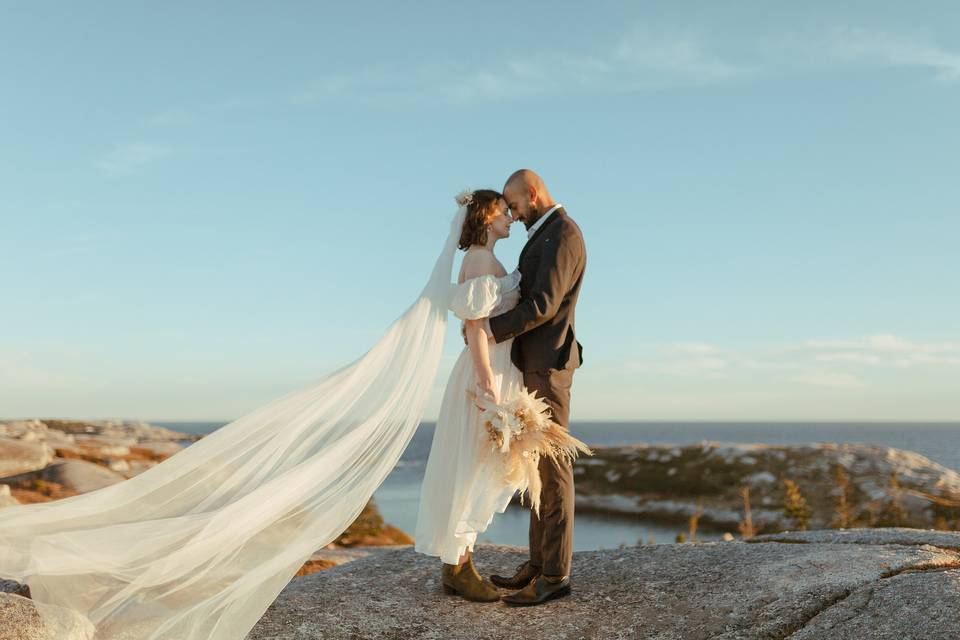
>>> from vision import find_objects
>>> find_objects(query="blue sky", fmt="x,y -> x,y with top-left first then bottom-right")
1,2 -> 958,421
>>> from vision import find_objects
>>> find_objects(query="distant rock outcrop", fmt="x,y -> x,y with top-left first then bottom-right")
0,437 -> 52,478
2,419 -> 195,442
1,418 -> 194,441
569,441 -> 960,532
0,419 -> 197,502
332,497 -> 414,548
34,459 -> 128,494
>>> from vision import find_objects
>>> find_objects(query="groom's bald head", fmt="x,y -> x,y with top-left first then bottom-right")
504,169 -> 550,198
503,169 -> 555,227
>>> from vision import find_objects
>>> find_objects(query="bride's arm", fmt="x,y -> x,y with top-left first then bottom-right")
461,252 -> 500,404
464,319 -> 497,404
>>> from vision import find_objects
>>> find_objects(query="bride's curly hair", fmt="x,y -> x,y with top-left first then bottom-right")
457,189 -> 504,251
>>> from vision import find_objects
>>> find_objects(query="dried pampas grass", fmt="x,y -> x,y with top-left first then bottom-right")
466,387 -> 594,517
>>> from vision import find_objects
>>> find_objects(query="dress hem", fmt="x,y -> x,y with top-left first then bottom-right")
415,488 -> 518,564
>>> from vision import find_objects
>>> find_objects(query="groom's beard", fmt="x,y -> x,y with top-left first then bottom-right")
524,205 -> 546,230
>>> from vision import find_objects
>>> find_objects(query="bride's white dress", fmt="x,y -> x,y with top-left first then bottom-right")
414,269 -> 524,563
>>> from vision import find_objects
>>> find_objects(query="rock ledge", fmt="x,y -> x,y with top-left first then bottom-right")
245,528 -> 960,640
5,528 -> 960,639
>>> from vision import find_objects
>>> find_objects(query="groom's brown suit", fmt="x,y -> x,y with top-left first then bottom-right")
488,206 -> 585,578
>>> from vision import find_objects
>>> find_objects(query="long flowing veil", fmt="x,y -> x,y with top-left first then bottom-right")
0,203 -> 469,639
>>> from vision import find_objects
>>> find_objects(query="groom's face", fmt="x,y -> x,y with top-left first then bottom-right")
503,184 -> 536,226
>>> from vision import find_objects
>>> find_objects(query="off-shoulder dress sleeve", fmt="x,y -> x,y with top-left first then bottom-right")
448,274 -> 506,320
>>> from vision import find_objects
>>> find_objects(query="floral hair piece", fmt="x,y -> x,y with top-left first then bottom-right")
454,189 -> 474,208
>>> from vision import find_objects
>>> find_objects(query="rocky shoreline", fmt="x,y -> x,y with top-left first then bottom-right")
6,418 -> 960,537
0,418 -> 197,499
561,441 -> 960,534
4,419 -> 960,637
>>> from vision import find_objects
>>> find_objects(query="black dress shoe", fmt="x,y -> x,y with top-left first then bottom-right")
490,560 -> 541,589
501,575 -> 571,606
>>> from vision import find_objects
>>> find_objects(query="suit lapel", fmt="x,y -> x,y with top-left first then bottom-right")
519,207 -> 565,264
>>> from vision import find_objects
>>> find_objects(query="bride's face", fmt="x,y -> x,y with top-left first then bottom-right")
487,198 -> 513,240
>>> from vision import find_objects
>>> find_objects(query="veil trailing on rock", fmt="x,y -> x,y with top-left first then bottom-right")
0,204 -> 469,639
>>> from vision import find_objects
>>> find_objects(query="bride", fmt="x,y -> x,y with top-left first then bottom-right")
0,189 -> 534,639
414,188 -> 522,602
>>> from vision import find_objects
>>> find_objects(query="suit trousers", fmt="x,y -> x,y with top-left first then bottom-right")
523,367 -> 575,577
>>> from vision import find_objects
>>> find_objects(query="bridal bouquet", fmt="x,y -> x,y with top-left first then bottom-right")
466,387 -> 594,517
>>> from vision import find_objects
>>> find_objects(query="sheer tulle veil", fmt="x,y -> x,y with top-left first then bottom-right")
0,203 -> 469,639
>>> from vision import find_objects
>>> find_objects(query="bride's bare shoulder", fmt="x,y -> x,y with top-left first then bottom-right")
459,248 -> 506,283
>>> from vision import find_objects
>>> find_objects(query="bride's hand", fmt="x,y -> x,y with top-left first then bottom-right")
476,372 -> 500,407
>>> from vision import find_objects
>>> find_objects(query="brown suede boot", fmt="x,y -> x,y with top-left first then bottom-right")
441,560 -> 500,602
465,555 -> 499,591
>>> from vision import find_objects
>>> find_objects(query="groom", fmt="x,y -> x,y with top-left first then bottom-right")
482,169 -> 586,605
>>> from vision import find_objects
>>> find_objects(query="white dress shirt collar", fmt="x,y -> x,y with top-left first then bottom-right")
526,204 -> 562,239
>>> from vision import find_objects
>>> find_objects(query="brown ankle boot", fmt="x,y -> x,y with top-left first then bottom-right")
465,555 -> 499,591
441,561 -> 500,602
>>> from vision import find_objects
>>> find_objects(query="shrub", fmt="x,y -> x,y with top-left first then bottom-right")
783,479 -> 812,530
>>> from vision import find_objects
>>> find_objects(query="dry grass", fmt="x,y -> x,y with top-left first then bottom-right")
55,445 -> 171,464
738,485 -> 755,539
831,464 -> 853,529
688,504 -> 703,542
9,478 -> 79,504
294,558 -> 338,577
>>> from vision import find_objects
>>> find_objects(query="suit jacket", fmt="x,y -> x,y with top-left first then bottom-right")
488,207 -> 586,372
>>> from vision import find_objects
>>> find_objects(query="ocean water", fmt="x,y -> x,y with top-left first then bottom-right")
157,420 -> 960,547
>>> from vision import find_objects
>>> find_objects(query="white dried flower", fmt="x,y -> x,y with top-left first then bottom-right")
454,189 -> 474,208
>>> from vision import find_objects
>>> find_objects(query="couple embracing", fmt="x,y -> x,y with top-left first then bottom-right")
415,169 -> 587,606
0,169 -> 587,639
